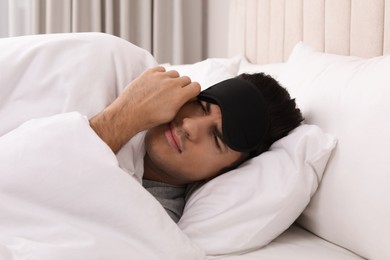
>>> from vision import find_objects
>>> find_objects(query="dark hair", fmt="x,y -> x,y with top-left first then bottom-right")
236,72 -> 304,158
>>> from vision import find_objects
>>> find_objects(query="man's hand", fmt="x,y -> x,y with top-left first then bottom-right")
90,66 -> 201,153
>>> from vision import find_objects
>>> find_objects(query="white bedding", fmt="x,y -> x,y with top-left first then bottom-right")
0,33 -> 204,259
0,33 -> 338,259
0,112 -> 203,259
215,225 -> 363,260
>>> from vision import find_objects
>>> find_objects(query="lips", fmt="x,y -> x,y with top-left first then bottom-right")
165,123 -> 182,153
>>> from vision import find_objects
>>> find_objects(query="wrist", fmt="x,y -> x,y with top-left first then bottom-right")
90,106 -> 140,153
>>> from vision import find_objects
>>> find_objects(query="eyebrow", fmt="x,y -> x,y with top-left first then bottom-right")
204,102 -> 228,151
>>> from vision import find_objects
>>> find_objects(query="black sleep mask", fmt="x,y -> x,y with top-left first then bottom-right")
198,78 -> 269,154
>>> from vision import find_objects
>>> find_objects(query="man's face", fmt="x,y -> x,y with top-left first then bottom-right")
144,100 -> 243,185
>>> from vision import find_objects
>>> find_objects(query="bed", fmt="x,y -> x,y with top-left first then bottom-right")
0,0 -> 389,259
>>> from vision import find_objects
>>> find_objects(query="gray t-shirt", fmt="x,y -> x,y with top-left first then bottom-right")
142,179 -> 187,223
117,132 -> 186,222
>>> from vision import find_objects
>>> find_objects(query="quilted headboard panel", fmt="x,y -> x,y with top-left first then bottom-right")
228,0 -> 390,63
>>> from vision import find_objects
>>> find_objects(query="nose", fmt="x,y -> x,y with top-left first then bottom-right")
181,115 -> 214,142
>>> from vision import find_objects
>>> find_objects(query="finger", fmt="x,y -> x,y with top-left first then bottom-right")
175,75 -> 191,87
151,66 -> 166,72
179,81 -> 201,103
165,69 -> 180,78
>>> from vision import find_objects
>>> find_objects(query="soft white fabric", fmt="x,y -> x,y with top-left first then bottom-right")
0,33 -> 340,258
238,57 -> 286,79
0,112 -> 204,259
278,42 -> 390,260
179,124 -> 337,255
0,32 -> 156,182
164,55 -> 243,91
213,224 -> 363,260
0,32 -> 206,258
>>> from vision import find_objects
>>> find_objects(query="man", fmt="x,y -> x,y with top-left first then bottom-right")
90,66 -> 303,222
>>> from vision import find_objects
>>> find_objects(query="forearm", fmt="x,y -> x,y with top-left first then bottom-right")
89,105 -> 142,154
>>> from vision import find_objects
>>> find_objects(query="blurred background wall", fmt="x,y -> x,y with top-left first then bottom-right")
0,0 -> 230,64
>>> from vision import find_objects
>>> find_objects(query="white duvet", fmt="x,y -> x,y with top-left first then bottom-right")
0,33 -> 204,259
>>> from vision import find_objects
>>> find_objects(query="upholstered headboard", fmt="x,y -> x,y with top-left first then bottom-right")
228,0 -> 390,63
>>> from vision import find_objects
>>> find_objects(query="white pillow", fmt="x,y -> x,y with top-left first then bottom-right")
164,55 -> 243,90
277,42 -> 390,260
238,57 -> 286,79
178,124 -> 336,255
